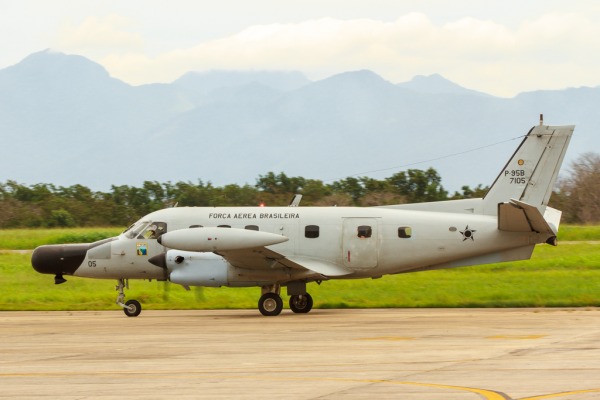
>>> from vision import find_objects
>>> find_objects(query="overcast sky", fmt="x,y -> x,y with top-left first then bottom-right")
2,0 -> 600,97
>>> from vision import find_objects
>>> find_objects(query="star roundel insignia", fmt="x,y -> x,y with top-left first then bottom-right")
460,225 -> 476,241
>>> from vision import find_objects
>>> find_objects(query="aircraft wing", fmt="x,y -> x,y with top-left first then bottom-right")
158,227 -> 353,278
216,247 -> 297,270
217,248 -> 353,277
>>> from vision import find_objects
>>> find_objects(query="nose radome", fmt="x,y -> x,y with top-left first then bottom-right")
31,244 -> 89,276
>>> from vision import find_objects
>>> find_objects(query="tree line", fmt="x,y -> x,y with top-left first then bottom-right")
1,153 -> 598,228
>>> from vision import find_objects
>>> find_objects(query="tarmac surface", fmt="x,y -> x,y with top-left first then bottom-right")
1,308 -> 600,399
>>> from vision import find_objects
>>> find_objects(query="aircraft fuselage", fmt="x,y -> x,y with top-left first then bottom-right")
41,206 -> 541,283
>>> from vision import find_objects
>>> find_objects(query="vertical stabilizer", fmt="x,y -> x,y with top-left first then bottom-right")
482,124 -> 574,215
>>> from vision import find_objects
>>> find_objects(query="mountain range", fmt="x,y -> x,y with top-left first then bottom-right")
0,49 -> 596,194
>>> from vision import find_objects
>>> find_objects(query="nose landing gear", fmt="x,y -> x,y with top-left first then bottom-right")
116,279 -> 142,317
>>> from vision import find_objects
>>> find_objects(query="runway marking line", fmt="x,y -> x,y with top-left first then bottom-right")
520,389 -> 600,399
2,371 -> 599,399
382,380 -> 510,399
233,376 -> 512,400
0,371 -> 508,399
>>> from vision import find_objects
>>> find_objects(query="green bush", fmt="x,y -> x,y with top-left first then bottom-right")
47,209 -> 76,227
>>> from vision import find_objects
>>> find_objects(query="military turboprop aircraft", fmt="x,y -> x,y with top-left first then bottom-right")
32,121 -> 574,317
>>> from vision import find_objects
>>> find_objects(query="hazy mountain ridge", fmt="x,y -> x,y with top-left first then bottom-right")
397,73 -> 492,97
0,50 -> 595,192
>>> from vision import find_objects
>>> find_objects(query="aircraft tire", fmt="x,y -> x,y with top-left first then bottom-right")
123,299 -> 142,317
258,293 -> 283,316
289,293 -> 313,314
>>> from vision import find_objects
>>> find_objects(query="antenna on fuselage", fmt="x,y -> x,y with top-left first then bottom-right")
289,194 -> 302,207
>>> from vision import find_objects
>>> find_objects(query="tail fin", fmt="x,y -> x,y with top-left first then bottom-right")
482,124 -> 574,215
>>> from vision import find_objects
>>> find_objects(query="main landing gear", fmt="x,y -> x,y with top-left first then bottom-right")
113,280 -> 312,317
258,284 -> 313,316
289,293 -> 313,314
116,278 -> 142,317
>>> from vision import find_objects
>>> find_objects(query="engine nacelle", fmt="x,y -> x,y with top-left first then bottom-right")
166,250 -> 229,287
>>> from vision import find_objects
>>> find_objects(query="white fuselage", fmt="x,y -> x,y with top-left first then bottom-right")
73,206 -> 541,284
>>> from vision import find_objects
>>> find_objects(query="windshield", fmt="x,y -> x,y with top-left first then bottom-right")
139,222 -> 167,239
123,220 -> 150,239
122,220 -> 167,239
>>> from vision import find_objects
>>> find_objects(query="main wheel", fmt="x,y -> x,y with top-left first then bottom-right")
123,299 -> 142,317
258,293 -> 283,316
289,293 -> 313,314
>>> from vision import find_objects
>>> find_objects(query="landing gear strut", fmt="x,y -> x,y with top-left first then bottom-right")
116,279 -> 142,317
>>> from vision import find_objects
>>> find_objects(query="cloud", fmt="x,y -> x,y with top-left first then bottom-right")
54,14 -> 143,54
89,12 -> 600,96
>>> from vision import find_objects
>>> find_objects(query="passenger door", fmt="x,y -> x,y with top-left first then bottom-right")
342,218 -> 379,270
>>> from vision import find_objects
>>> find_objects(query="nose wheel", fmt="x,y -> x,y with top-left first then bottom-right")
123,299 -> 142,317
116,279 -> 142,317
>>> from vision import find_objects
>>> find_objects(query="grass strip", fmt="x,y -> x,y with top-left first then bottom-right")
0,227 -> 123,250
2,241 -> 599,310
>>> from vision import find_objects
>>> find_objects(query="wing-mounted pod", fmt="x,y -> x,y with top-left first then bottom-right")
153,250 -> 300,288
157,227 -> 288,252
164,250 -> 230,287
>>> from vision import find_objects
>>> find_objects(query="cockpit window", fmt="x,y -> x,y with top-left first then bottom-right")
123,220 -> 150,239
123,221 -> 167,239
138,222 -> 167,239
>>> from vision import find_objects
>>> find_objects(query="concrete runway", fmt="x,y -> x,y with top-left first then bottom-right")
1,308 -> 600,399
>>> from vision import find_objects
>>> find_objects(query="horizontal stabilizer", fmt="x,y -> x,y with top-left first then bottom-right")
498,199 -> 560,235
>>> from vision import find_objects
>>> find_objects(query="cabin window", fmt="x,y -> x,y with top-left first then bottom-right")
245,225 -> 259,231
305,225 -> 320,238
398,227 -> 412,238
357,225 -> 372,238
218,225 -> 231,228
189,225 -> 203,228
